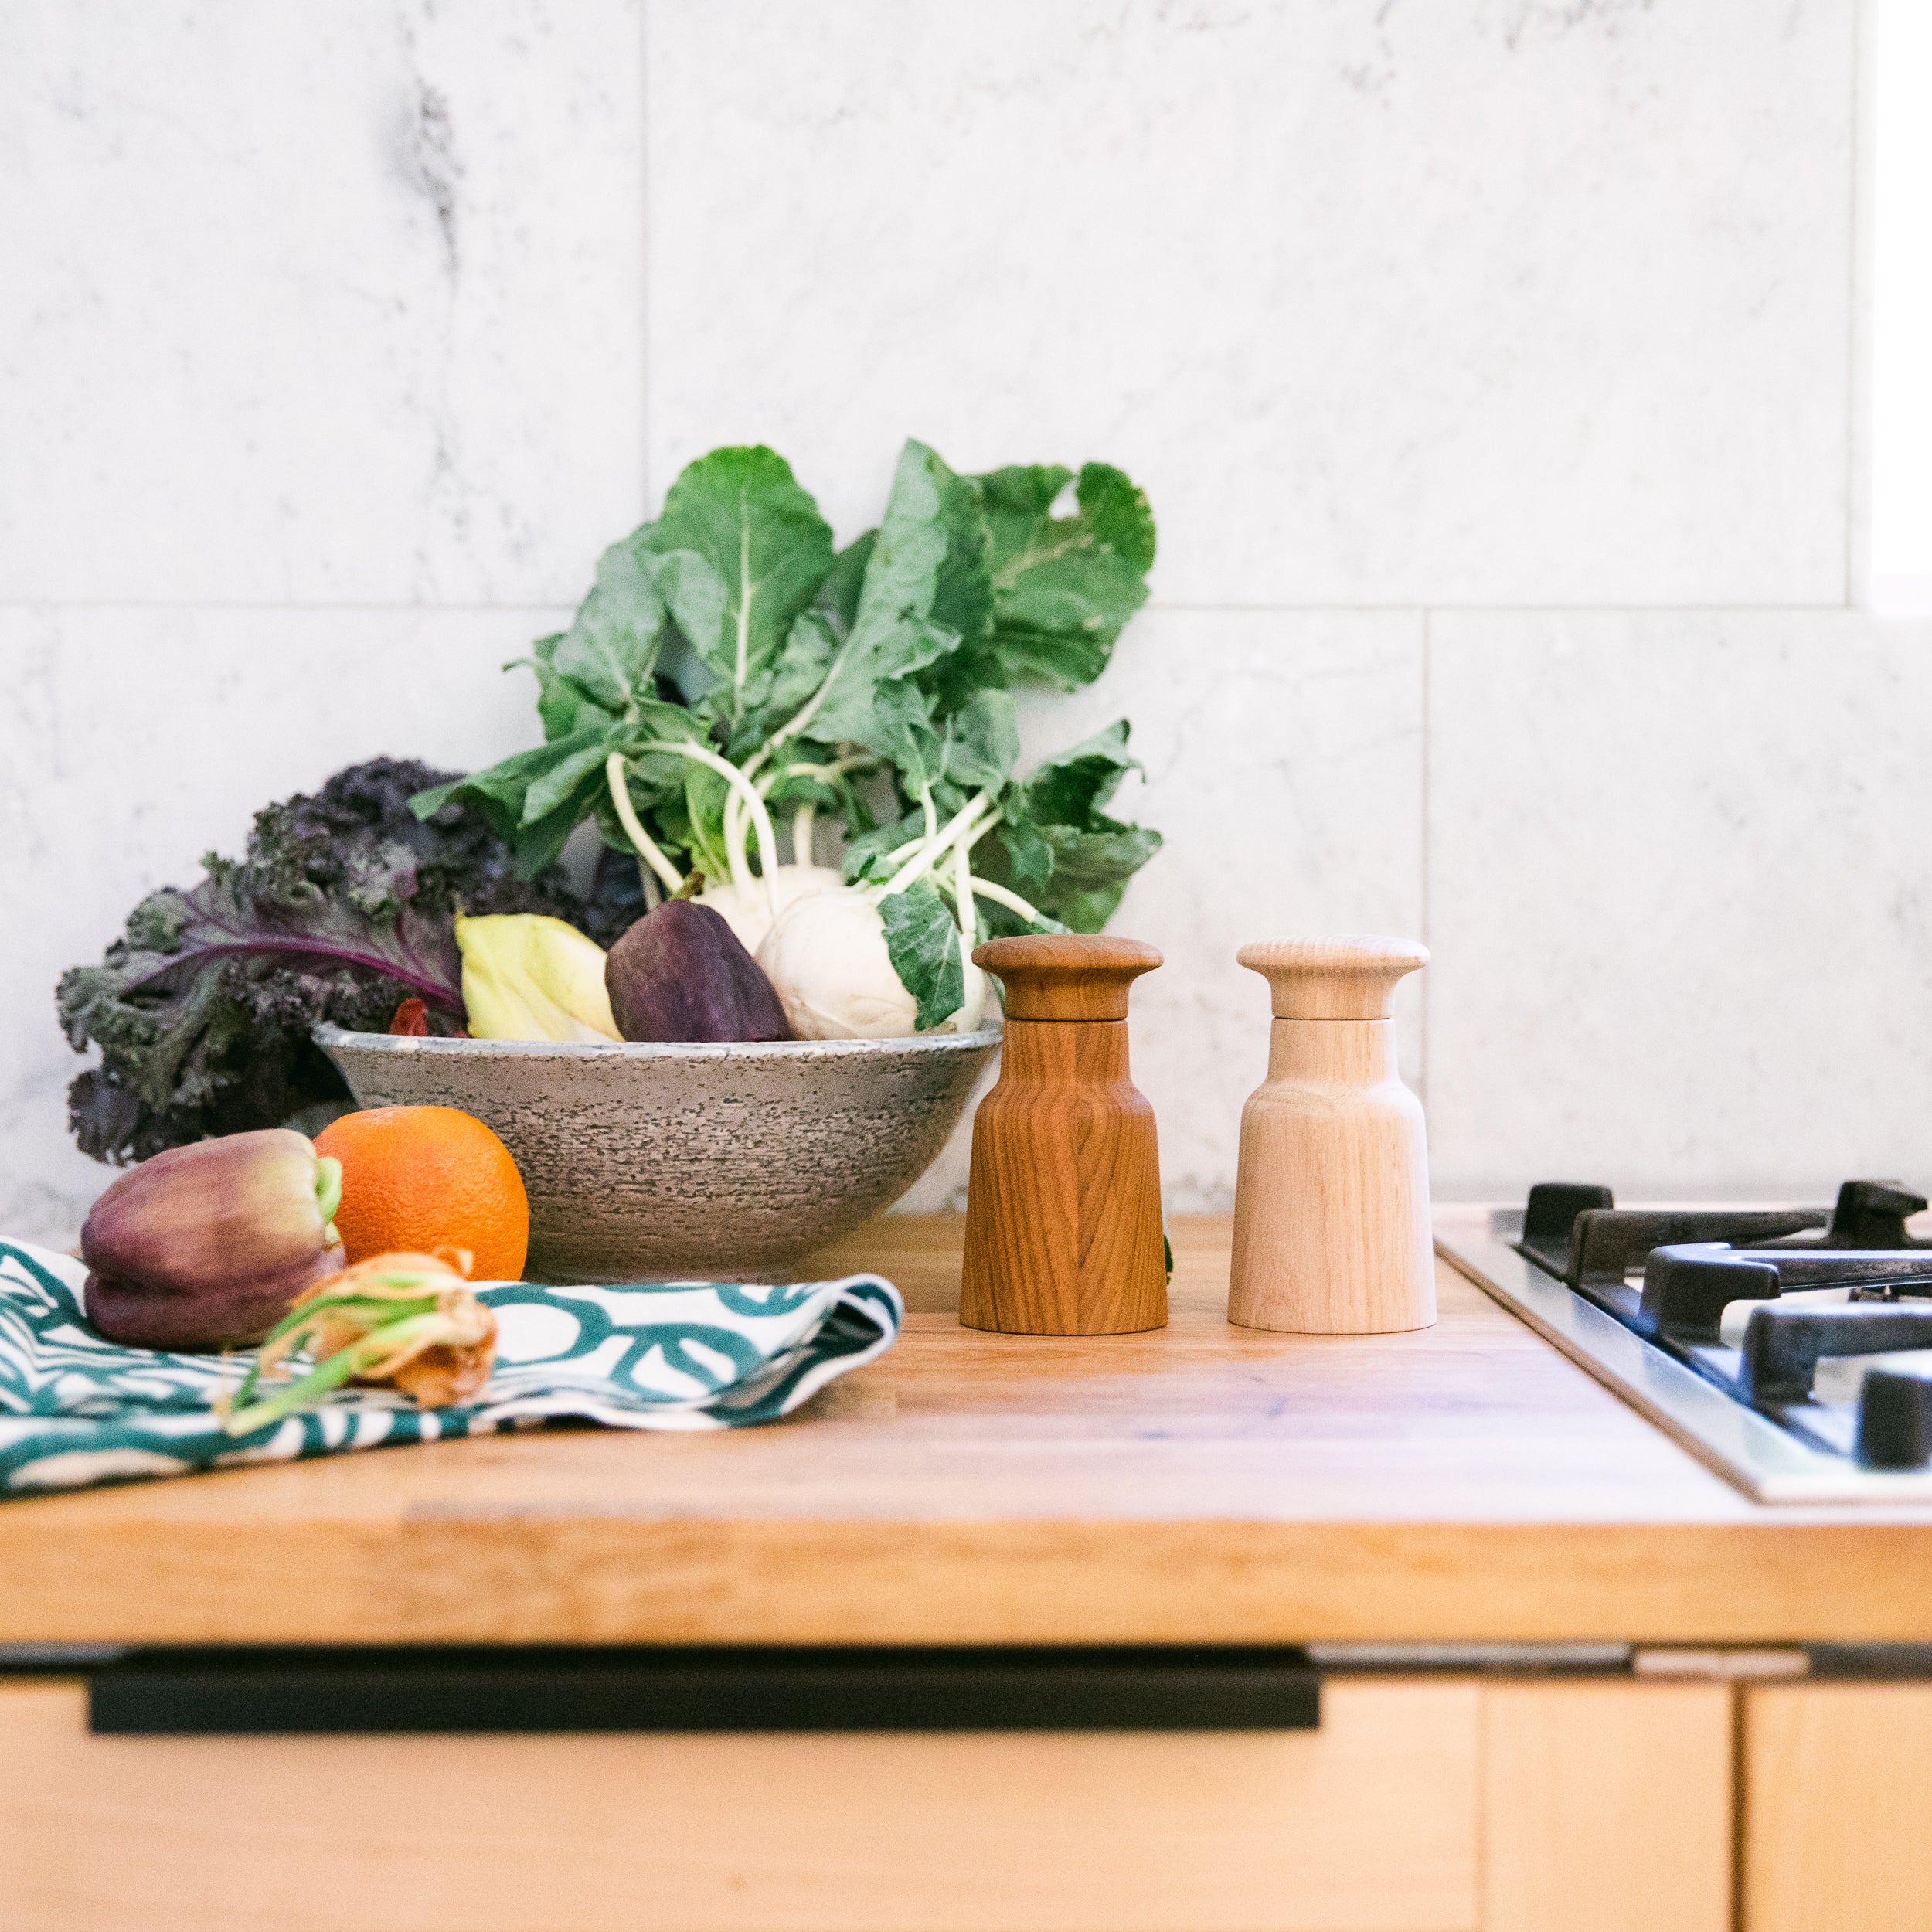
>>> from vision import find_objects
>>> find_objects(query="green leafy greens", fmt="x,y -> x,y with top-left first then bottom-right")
645,445 -> 835,734
966,462 -> 1154,693
412,437 -> 1164,1029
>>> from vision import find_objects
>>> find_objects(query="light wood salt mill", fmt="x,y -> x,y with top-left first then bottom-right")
1228,935 -> 1435,1335
961,934 -> 1167,1335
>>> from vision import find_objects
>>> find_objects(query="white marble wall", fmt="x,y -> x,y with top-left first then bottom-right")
2,0 -> 1889,1243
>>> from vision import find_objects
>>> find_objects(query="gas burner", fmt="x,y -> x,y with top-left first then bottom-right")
1435,1182 -> 1932,1502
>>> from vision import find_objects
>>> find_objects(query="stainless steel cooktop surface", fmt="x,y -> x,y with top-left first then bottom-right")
1437,1184 -> 1932,1504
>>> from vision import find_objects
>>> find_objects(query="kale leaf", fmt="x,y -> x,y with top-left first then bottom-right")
542,529 -> 667,719
643,446 -> 835,735
923,463 -> 1155,710
977,462 -> 1155,687
799,440 -> 990,757
57,757 -> 595,1165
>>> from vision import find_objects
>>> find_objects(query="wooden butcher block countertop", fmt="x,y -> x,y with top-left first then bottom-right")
8,1211 -> 1932,1648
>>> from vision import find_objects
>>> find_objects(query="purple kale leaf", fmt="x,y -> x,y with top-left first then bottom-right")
56,757 -> 593,1164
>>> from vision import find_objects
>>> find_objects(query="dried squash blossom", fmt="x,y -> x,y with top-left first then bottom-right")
219,1248 -> 496,1436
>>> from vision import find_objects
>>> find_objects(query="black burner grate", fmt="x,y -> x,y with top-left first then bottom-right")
1517,1180 -> 1932,1469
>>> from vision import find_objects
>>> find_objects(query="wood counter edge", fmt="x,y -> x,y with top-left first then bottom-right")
6,1514 -> 1932,1646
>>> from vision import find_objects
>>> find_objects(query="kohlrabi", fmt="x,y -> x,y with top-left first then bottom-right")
698,866 -> 842,958
698,755 -> 877,954
755,789 -> 1005,1038
758,889 -> 920,1038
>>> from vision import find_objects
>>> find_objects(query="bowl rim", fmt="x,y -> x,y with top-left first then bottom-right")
313,1021 -> 1003,1063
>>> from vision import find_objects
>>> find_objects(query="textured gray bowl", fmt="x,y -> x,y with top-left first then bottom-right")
313,1023 -> 1000,1282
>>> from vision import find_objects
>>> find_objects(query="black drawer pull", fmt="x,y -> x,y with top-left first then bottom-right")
86,1645 -> 1321,1736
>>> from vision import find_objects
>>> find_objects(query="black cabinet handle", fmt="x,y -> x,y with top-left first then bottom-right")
86,1646 -> 1321,1736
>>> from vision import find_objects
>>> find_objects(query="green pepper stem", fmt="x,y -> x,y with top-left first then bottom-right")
313,1155 -> 342,1230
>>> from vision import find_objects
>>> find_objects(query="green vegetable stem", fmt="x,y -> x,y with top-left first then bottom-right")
219,1255 -> 496,1436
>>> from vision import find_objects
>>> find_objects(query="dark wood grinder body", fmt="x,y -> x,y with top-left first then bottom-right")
961,935 -> 1167,1335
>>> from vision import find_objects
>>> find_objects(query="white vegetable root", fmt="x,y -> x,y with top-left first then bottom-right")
755,884 -> 988,1039
618,729 -> 1043,1039
757,889 -> 917,1039
698,864 -> 843,958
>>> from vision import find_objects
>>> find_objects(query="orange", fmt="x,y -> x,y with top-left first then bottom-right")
315,1107 -> 529,1282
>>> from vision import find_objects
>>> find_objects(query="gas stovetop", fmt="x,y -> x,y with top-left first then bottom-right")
1435,1182 -> 1932,1503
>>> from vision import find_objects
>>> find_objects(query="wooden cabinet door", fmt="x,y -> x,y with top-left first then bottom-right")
0,1672 -> 1743,1932
1481,1682 -> 1732,1932
0,1677 -> 1479,1932
1745,1683 -> 1932,1931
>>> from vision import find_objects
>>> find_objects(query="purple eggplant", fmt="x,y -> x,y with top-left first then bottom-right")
82,1128 -> 347,1350
604,900 -> 792,1043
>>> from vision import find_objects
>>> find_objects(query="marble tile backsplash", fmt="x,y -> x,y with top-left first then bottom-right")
1,0 -> 1892,1246
1,2 -> 645,604
647,0 -> 1854,606
1427,611 -> 1932,1200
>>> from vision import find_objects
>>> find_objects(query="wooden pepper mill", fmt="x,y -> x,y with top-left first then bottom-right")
1228,935 -> 1434,1335
961,934 -> 1167,1335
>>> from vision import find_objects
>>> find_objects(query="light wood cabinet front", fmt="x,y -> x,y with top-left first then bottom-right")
1481,1682 -> 1731,1932
0,1678 -> 1479,1932
1744,1683 -> 1932,1931
0,1672 -> 1743,1932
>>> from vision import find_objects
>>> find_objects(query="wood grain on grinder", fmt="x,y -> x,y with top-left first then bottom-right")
961,935 -> 1166,1335
1230,935 -> 1434,1335
1235,934 -> 1430,1022
969,933 -> 1163,1022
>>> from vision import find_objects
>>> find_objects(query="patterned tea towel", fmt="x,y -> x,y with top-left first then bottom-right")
0,1238 -> 902,1496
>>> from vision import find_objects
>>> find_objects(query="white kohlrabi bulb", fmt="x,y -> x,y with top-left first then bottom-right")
757,888 -> 917,1039
757,886 -> 992,1039
696,864 -> 843,957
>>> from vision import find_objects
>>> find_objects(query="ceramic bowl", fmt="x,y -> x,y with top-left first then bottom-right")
312,1023 -> 1000,1282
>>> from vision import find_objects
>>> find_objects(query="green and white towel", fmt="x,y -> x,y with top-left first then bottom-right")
0,1239 -> 901,1496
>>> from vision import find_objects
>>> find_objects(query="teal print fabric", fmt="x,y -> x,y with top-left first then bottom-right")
0,1240 -> 902,1496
